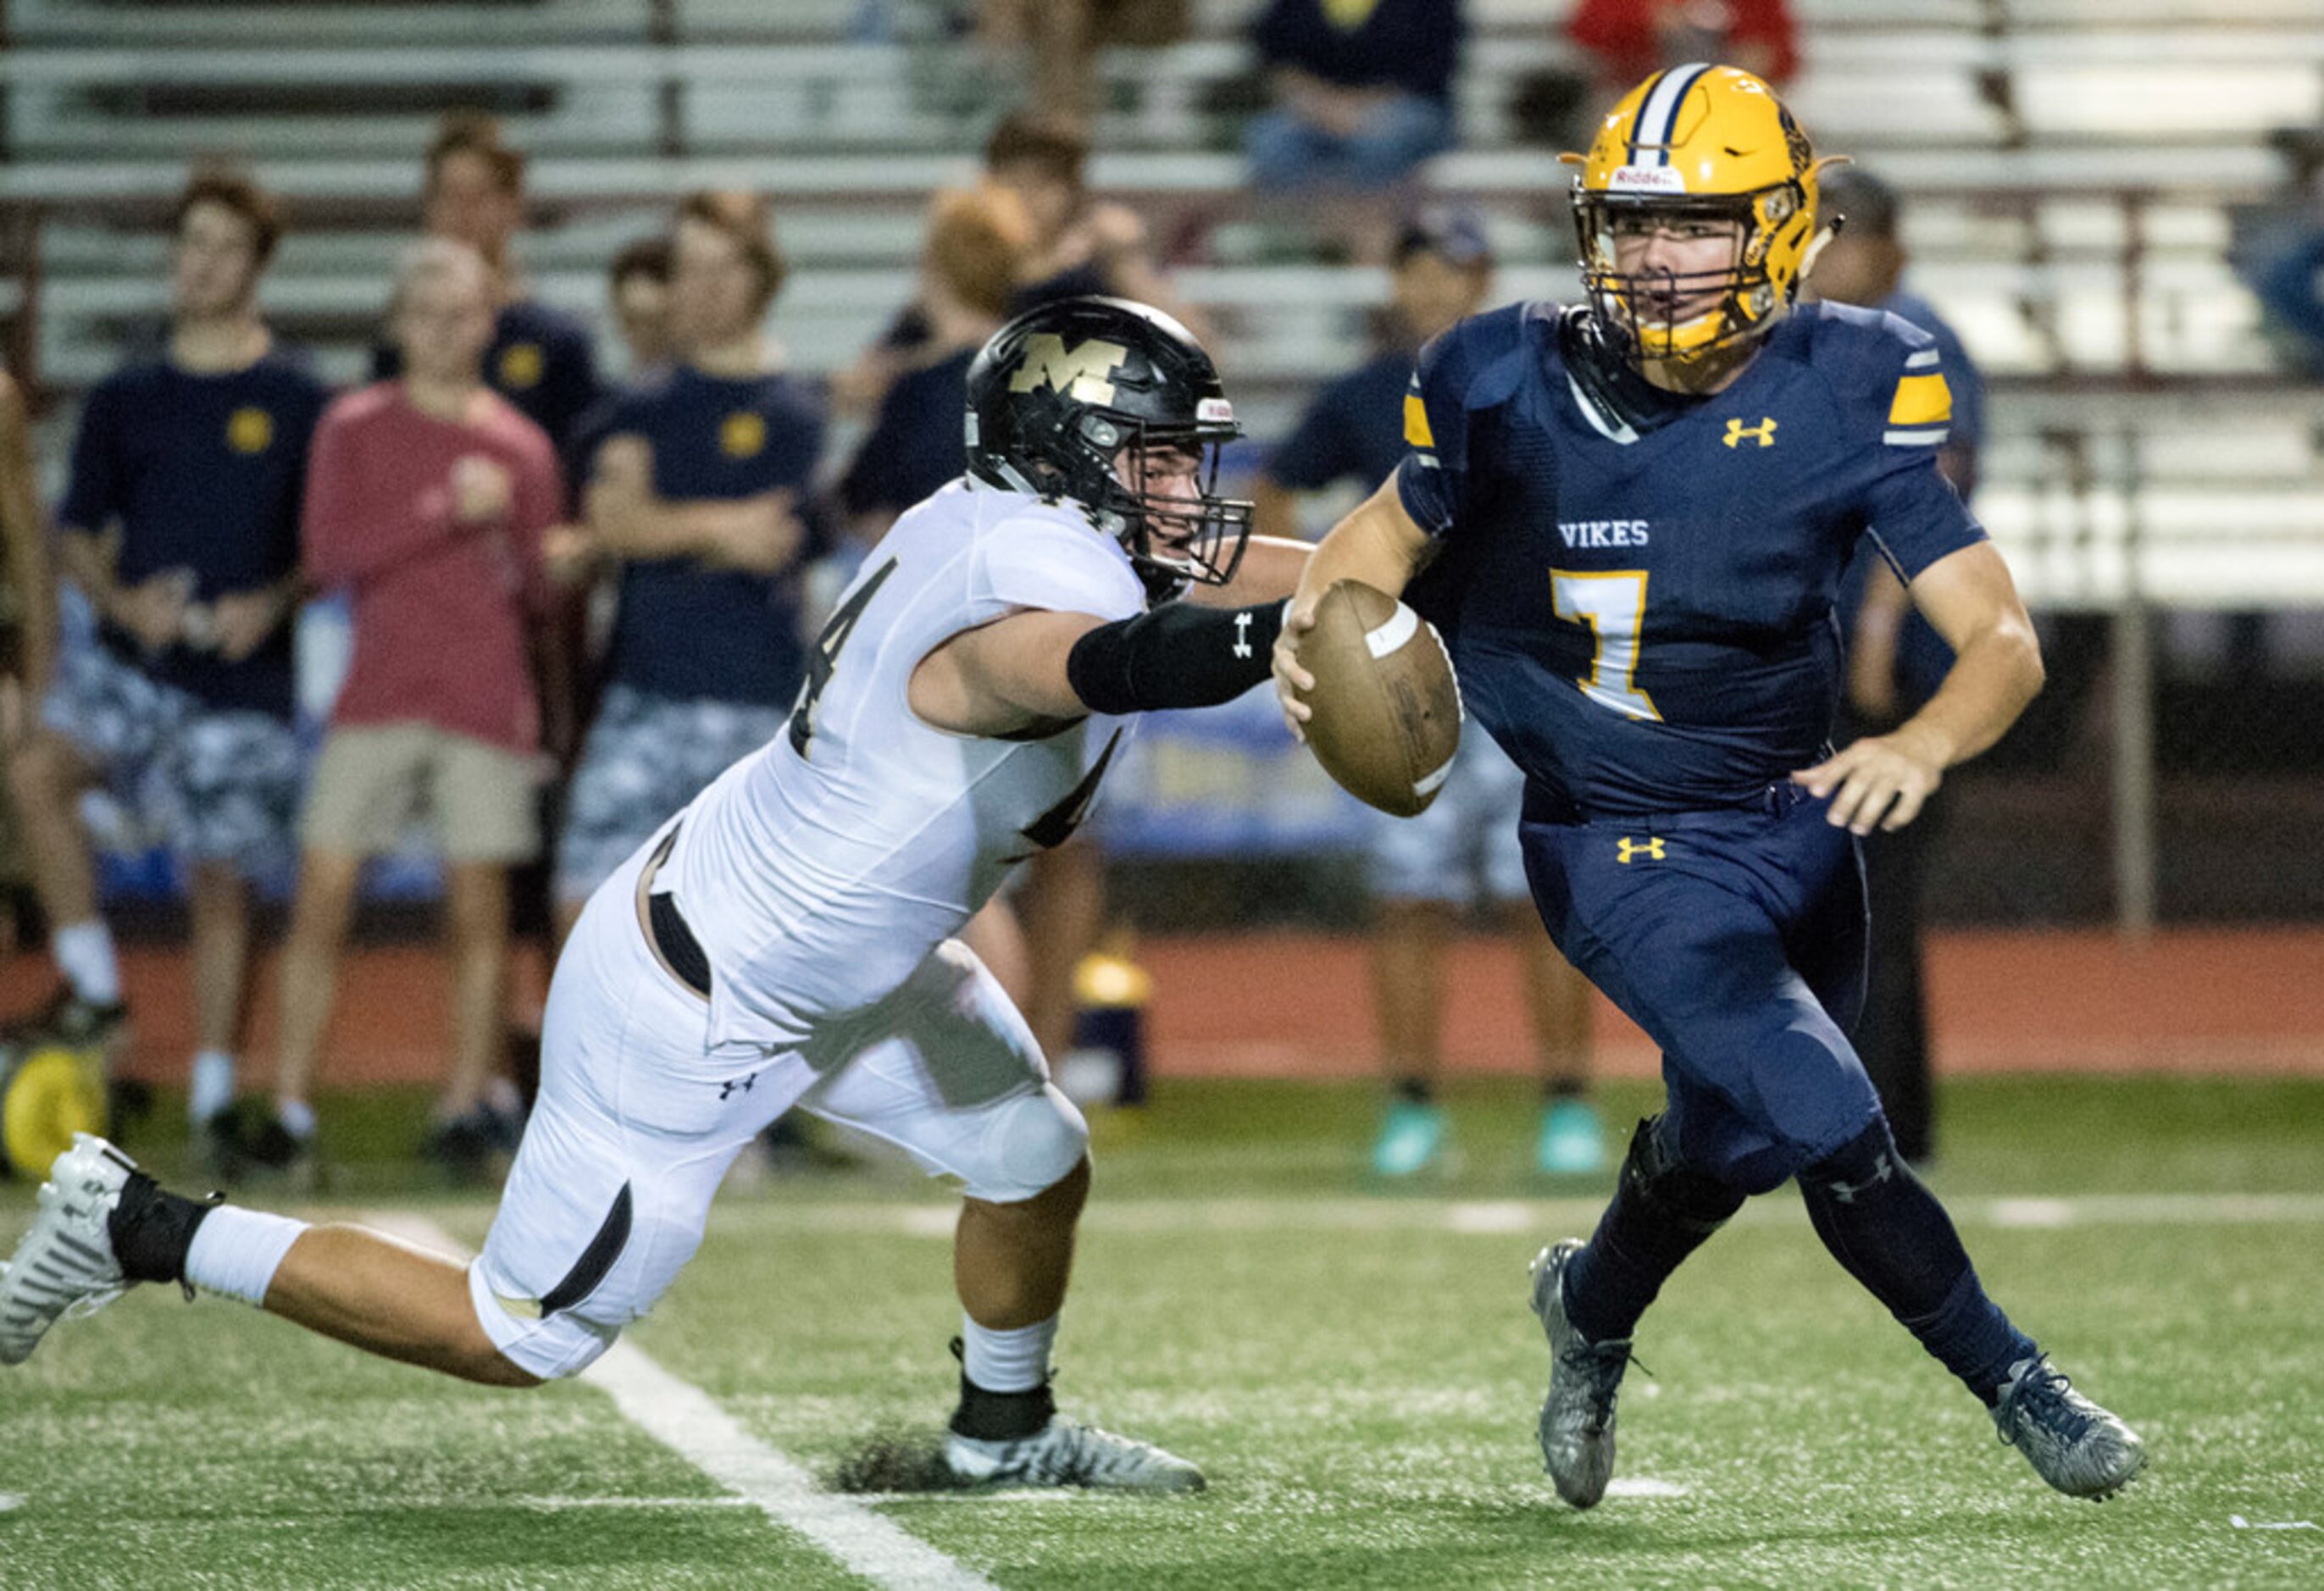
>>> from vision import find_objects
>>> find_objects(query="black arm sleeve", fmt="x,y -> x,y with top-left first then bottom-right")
1065,599 -> 1287,716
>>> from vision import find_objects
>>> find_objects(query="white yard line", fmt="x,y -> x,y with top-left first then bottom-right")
365,1213 -> 997,1591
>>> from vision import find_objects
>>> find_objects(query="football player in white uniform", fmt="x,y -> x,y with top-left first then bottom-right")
3,297 -> 1310,1493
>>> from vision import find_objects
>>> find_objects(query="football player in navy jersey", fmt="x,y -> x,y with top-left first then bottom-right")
1273,65 -> 2146,1506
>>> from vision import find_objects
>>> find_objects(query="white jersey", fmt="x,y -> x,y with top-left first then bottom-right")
658,479 -> 1146,1052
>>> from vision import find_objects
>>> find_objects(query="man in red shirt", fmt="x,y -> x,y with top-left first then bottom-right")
229,238 -> 562,1182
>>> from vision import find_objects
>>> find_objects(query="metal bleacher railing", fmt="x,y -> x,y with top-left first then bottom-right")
2,0 -> 2321,928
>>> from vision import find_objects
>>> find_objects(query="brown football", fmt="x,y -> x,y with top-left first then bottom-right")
1294,579 -> 1462,818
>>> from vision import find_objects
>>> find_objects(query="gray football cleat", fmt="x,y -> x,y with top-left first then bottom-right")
1993,1354 -> 2147,1500
0,1133 -> 135,1365
1528,1238 -> 1633,1509
946,1416 -> 1206,1493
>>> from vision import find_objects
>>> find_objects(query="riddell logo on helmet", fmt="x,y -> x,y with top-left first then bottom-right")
1609,165 -> 1688,194
1197,397 -> 1234,424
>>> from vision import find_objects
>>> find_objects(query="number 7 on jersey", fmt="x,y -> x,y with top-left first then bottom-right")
1551,569 -> 1662,721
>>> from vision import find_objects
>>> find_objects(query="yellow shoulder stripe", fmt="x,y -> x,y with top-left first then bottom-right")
1403,393 -> 1436,449
1888,373 -> 1952,428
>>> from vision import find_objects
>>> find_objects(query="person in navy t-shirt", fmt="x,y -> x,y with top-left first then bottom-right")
555,191 -> 824,937
372,114 -> 600,464
1808,167 -> 1988,1168
3,171 -> 325,1137
1257,208 -> 1607,1182
836,186 -> 1033,546
1274,67 -> 2143,1507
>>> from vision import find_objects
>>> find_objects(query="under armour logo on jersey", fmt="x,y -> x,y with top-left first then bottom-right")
1722,417 -> 1778,449
1617,836 -> 1666,864
718,1072 -> 758,1101
1823,1154 -> 1894,1205
1233,611 -> 1254,659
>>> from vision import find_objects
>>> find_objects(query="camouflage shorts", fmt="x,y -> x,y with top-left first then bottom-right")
555,683 -> 789,906
41,641 -> 302,874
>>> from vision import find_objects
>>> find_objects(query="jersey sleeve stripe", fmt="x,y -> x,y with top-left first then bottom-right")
1883,425 -> 1951,446
1403,392 -> 1437,449
1905,348 -> 1942,370
1888,373 -> 1953,426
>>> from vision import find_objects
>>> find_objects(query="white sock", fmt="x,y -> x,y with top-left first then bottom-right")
184,1206 -> 308,1308
961,1314 -> 1057,1395
52,920 -> 121,1006
187,1051 -> 236,1126
275,1096 -> 318,1140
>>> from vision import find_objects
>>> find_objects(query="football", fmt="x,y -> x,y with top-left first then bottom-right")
1293,579 -> 1462,818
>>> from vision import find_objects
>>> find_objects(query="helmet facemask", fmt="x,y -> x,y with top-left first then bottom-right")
1573,182 -> 1805,384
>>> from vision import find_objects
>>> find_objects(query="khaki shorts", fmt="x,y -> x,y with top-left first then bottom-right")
301,723 -> 538,863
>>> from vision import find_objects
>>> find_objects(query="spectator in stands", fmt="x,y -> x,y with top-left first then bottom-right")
834,112 -> 1201,417
976,0 -> 1192,130
1807,167 -> 1986,1166
835,186 -> 1033,546
234,239 -> 563,1182
0,366 -> 58,954
607,236 -> 676,380
3,173 -> 324,1145
552,192 -> 824,940
1244,0 -> 1464,192
374,113 -> 601,460
1253,207 -> 1605,1177
1566,0 -> 1800,108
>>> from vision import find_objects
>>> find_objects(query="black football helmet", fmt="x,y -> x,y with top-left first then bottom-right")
966,296 -> 1253,601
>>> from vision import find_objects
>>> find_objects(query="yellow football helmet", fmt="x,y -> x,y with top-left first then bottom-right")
1567,64 -> 1838,372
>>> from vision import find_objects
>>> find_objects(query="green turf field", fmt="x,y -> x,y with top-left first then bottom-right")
5,1075 -> 2321,1588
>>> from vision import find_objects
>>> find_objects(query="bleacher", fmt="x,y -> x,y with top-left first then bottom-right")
3,0 -> 2321,612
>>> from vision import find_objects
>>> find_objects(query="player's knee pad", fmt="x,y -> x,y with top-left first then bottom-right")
1798,1115 -> 1904,1211
962,1083 -> 1090,1205
1620,1114 -> 1747,1233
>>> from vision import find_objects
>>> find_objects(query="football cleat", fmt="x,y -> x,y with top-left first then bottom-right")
945,1416 -> 1206,1493
1371,1100 -> 1450,1179
1528,1238 -> 1633,1509
0,1133 -> 136,1365
1993,1354 -> 2147,1500
1535,1098 -> 1608,1175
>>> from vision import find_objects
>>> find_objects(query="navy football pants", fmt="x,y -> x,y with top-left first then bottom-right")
1521,782 -> 1883,1195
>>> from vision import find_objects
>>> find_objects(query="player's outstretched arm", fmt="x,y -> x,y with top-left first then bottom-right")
1272,476 -> 1433,738
913,599 -> 1289,738
1794,540 -> 2043,834
1189,534 -> 1312,608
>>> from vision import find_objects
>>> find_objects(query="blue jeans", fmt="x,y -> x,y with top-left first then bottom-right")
1245,92 -> 1456,191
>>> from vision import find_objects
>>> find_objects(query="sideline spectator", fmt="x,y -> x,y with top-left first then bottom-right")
1567,0 -> 1800,107
374,114 -> 600,459
230,240 -> 562,1183
1254,208 -> 1604,1177
2,173 -> 323,1143
1245,0 -> 1464,192
606,236 -> 676,381
1809,167 -> 1986,1166
553,192 -> 824,939
976,0 -> 1192,130
835,113 -> 1201,417
835,186 -> 1034,547
0,367 -> 58,955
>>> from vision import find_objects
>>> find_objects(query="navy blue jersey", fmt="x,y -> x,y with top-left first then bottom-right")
58,349 -> 330,715
837,347 -> 973,518
588,366 -> 827,708
1834,288 -> 1985,712
1398,300 -> 1984,815
1267,346 -> 1412,495
374,297 -> 600,460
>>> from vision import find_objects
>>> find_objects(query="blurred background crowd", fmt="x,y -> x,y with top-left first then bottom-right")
0,0 -> 2318,1189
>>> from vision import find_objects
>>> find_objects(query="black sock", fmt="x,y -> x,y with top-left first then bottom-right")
1561,1117 -> 1744,1343
107,1172 -> 219,1289
1798,1120 -> 2036,1404
1542,1077 -> 1586,1103
946,1338 -> 1056,1441
1392,1077 -> 1434,1106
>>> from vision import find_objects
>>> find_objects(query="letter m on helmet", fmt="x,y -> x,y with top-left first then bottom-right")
1009,334 -> 1129,404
